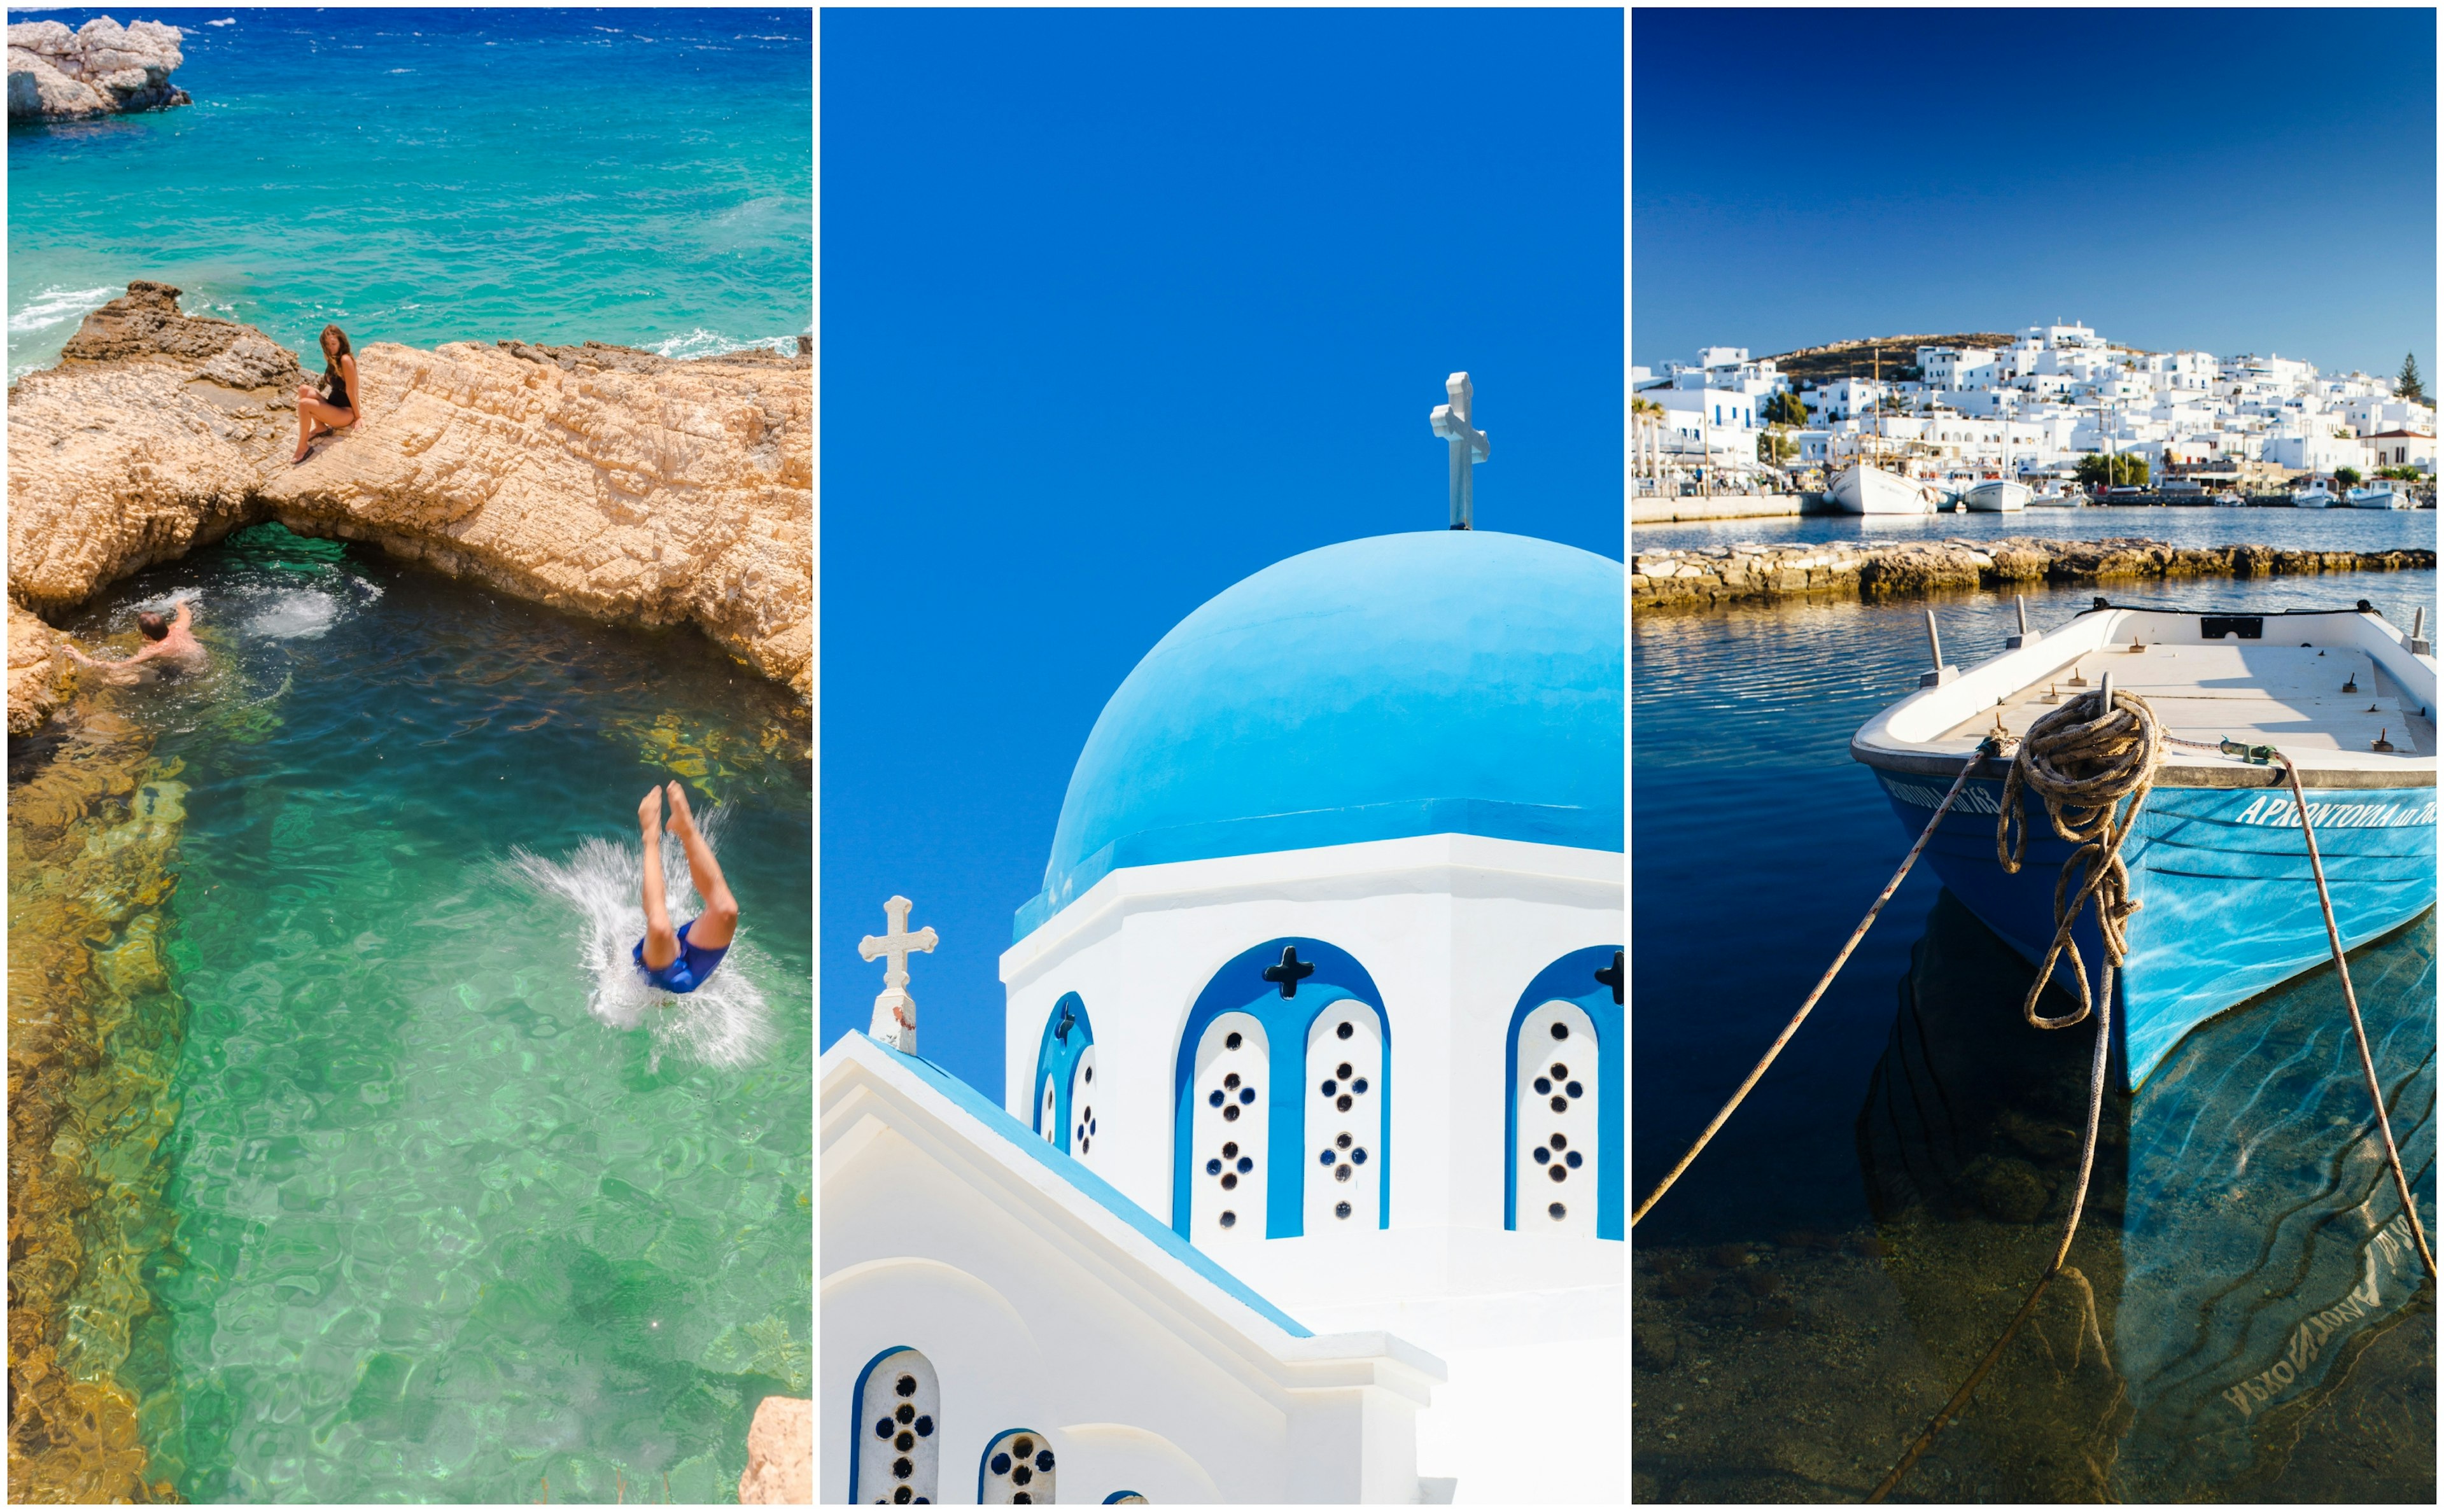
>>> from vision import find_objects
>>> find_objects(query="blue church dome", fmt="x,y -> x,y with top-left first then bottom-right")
1016,531 -> 1624,939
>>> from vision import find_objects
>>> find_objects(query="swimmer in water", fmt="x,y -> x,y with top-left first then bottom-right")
65,599 -> 207,685
635,781 -> 739,997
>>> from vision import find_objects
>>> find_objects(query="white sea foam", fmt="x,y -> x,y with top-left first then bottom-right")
206,17 -> 235,25
505,813 -> 774,1071
246,589 -> 340,640
9,284 -> 118,335
646,328 -> 805,361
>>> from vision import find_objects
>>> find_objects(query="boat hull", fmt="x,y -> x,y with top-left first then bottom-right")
1867,769 -> 2436,1087
2293,491 -> 2334,509
1829,464 -> 1934,515
1963,480 -> 2032,512
2347,486 -> 2406,509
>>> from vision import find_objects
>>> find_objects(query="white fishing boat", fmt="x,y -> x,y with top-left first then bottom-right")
2347,480 -> 2406,509
2212,491 -> 2245,507
1829,462 -> 1936,515
1852,599 -> 2437,1089
2292,480 -> 2336,508
1962,479 -> 2032,513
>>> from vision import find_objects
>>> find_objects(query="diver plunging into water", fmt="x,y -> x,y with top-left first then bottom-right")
635,780 -> 738,995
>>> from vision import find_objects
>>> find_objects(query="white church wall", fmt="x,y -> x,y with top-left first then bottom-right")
823,1038 -> 1447,1504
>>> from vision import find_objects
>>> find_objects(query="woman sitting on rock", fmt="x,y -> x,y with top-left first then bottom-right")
293,323 -> 360,463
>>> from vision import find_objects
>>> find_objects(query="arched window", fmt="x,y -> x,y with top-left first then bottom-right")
1305,1002 -> 1386,1231
850,1347 -> 939,1505
1170,939 -> 1390,1240
1030,993 -> 1093,1155
1506,947 -> 1626,1239
979,1427 -> 1057,1504
1186,1013 -> 1268,1244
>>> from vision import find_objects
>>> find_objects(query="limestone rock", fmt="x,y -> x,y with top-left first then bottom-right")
737,1395 -> 811,1504
8,283 -> 811,733
6,18 -> 188,120
8,602 -> 69,736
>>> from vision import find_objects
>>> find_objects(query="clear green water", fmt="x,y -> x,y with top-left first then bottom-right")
7,8 -> 811,379
53,528 -> 810,1502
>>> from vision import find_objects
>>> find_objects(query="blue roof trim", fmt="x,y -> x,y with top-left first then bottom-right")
859,1033 -> 1314,1338
1013,798 -> 1623,941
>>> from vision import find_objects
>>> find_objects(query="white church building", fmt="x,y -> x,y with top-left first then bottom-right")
821,378 -> 1626,1504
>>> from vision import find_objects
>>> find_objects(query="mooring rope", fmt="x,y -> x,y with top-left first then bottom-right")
1869,686 -> 2154,1502
1632,738 -> 2003,1228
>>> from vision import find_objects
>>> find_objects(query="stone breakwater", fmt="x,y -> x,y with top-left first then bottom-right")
1633,536 -> 2440,610
7,18 -> 188,120
8,281 -> 811,732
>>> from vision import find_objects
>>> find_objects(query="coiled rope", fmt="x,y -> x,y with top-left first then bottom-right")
1870,686 -> 2155,1502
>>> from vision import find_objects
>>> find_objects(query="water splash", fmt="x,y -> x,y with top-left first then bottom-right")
505,809 -> 773,1070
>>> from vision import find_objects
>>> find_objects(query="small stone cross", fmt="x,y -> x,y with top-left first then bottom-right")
1261,945 -> 1316,998
1429,372 -> 1491,531
859,895 -> 937,1053
1595,950 -> 1624,1006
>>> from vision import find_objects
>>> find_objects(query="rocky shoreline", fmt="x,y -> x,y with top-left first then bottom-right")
8,18 -> 189,120
7,282 -> 810,734
1633,536 -> 2439,610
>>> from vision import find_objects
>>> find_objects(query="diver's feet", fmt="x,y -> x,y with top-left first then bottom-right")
665,780 -> 699,839
638,785 -> 664,835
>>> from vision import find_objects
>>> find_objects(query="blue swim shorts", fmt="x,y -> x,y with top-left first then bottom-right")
634,917 -> 729,995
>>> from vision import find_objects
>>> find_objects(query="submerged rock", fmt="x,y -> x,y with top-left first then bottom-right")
7,283 -> 811,731
7,18 -> 190,121
738,1396 -> 811,1503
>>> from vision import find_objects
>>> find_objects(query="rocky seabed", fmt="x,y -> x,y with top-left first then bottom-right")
1633,536 -> 2440,610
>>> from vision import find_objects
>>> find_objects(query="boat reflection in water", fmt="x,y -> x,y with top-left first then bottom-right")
1858,891 -> 2434,1501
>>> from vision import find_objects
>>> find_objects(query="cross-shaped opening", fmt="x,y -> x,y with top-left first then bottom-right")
1261,945 -> 1316,998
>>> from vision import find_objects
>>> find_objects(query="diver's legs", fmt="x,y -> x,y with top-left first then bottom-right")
638,787 -> 681,969
663,781 -> 738,949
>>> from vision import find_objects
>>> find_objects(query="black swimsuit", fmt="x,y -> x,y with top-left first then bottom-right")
323,365 -> 351,411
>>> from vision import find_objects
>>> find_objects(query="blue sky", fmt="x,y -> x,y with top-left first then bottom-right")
1634,8 -> 2437,378
822,8 -> 1623,1099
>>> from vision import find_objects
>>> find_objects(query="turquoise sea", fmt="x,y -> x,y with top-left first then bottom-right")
6,7 -> 811,377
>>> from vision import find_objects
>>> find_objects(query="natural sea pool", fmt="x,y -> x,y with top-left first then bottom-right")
1631,568 -> 2436,1502
12,527 -> 811,1502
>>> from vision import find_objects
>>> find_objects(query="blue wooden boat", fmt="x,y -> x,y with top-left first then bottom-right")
1853,601 -> 2438,1088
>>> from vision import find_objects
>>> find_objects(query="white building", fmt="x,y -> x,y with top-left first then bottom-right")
823,524 -> 1626,1504
2364,430 -> 2436,472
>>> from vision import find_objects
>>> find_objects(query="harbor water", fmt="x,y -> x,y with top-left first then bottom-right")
10,527 -> 811,1502
1631,565 -> 2436,1502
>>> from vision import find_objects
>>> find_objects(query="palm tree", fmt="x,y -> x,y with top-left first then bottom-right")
1631,396 -> 1666,494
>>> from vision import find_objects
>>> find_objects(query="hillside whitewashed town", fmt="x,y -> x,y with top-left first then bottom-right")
1634,321 -> 2437,502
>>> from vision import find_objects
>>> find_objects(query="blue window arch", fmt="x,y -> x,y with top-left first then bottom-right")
1505,946 -> 1625,1239
1031,993 -> 1093,1152
1170,938 -> 1390,1240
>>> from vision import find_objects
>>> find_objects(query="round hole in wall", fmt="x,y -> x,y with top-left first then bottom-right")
1352,1147 -> 1368,1164
1011,1464 -> 1034,1487
1335,1094 -> 1352,1112
1550,1095 -> 1569,1114
1549,1133 -> 1568,1151
1226,1031 -> 1242,1050
1535,1077 -> 1552,1095
1567,1081 -> 1584,1098
991,1453 -> 1011,1475
1207,1158 -> 1223,1175
1319,1079 -> 1337,1096
1221,1172 -> 1237,1189
1550,1023 -> 1570,1040
1237,1155 -> 1253,1173
894,1457 -> 914,1479
1223,1104 -> 1240,1121
1335,1131 -> 1352,1149
1012,1497 -> 1030,1507
1319,1149 -> 1334,1165
1207,1089 -> 1223,1107
1549,1164 -> 1568,1182
894,1487 -> 912,1505
895,1403 -> 916,1425
1566,1151 -> 1584,1168
1336,1062 -> 1353,1080
1550,1062 -> 1569,1080
1534,1147 -> 1550,1165
1089,1116 -> 1097,1134
1336,1021 -> 1354,1040
1352,1077 -> 1368,1094
1219,1210 -> 1237,1228
1240,1087 -> 1257,1104
895,1431 -> 914,1451
1079,1137 -> 1090,1154
895,1375 -> 917,1397
1083,1066 -> 1092,1082
875,1418 -> 894,1439
1223,1142 -> 1238,1158
1336,1201 -> 1352,1219
1549,1201 -> 1567,1220
915,1416 -> 933,1436
1336,1163 -> 1352,1182
1036,1450 -> 1055,1471
1013,1436 -> 1034,1458
1223,1072 -> 1240,1089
